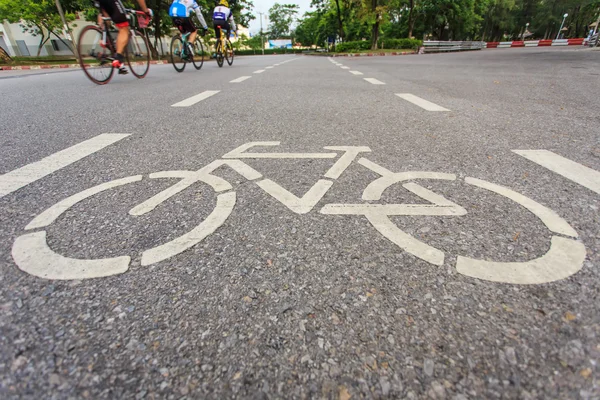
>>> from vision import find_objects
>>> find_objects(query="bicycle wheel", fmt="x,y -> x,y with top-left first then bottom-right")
170,35 -> 186,72
215,41 -> 224,68
126,29 -> 150,78
77,25 -> 114,85
225,39 -> 234,66
191,37 -> 205,70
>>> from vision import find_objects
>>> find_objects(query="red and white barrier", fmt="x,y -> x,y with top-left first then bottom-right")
485,38 -> 586,49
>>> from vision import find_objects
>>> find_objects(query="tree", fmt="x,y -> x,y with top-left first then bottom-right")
268,3 -> 299,38
0,0 -> 81,56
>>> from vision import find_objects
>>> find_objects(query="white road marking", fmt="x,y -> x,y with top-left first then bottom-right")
349,71 -> 363,75
323,146 -> 371,179
171,90 -> 219,107
340,66 -> 350,69
257,179 -> 333,214
395,93 -> 450,112
266,66 -> 274,69
12,231 -> 130,280
254,69 -> 265,74
141,192 -> 236,265
456,236 -> 586,285
26,175 -> 143,230
230,76 -> 251,83
364,78 -> 385,85
222,142 -> 337,159
465,177 -> 578,237
0,133 -> 130,198
512,150 -> 600,195
274,63 -> 281,66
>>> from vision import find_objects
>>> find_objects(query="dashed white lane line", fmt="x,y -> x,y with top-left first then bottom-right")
364,78 -> 385,85
254,69 -> 266,74
0,134 -> 130,198
513,150 -> 600,195
230,76 -> 251,83
395,93 -> 450,111
350,71 -> 363,75
266,66 -> 274,69
274,63 -> 281,66
340,66 -> 350,69
171,90 -> 220,107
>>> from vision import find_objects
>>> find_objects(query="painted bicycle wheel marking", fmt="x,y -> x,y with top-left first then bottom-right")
13,142 -> 586,284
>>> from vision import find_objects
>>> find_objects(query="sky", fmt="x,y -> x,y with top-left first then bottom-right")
246,0 -> 313,34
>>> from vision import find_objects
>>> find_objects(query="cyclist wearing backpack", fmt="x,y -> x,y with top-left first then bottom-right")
169,0 -> 209,59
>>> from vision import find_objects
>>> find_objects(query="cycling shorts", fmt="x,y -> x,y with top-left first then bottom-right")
213,19 -> 230,37
96,0 -> 129,28
172,17 -> 197,34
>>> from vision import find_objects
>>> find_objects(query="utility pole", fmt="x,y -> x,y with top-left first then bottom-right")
258,11 -> 265,55
54,0 -> 80,62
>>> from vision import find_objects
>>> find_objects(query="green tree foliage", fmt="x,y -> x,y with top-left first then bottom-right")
294,0 -> 600,47
268,3 -> 299,38
0,0 -> 84,56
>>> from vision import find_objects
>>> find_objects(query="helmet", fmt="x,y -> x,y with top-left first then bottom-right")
218,0 -> 229,7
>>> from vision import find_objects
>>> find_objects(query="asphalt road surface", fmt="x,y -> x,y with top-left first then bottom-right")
1,47 -> 599,399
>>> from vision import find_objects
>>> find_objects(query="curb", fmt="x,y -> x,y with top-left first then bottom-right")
0,60 -> 170,71
306,51 -> 416,57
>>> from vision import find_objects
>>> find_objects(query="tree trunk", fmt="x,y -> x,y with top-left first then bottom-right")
334,0 -> 344,40
35,25 -> 47,56
407,0 -> 415,38
0,46 -> 11,61
370,0 -> 379,50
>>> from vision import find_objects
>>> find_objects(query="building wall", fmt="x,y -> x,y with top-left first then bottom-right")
1,14 -> 250,57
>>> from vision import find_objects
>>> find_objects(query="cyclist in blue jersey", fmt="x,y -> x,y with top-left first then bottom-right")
212,0 -> 236,42
169,0 -> 209,59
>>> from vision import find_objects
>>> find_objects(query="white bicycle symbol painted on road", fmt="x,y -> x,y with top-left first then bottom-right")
12,142 -> 586,284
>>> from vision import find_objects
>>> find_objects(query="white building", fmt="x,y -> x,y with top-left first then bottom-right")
1,15 -> 250,57
0,14 -> 93,57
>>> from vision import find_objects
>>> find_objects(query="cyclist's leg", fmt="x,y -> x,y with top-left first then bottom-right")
99,0 -> 129,73
185,19 -> 198,44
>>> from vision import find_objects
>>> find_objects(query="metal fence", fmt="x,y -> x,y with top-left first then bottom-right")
422,41 -> 484,53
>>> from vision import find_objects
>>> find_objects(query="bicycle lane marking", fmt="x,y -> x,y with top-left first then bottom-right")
10,142 -> 587,284
513,150 -> 600,195
230,76 -> 251,83
171,90 -> 220,107
0,134 -> 130,199
364,78 -> 385,85
395,93 -> 450,112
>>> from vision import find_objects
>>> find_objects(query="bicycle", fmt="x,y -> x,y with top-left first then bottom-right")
214,25 -> 234,67
170,31 -> 205,72
77,8 -> 151,85
12,142 -> 586,285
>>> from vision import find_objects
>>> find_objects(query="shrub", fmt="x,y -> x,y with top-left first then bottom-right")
335,41 -> 371,53
377,38 -> 422,50
234,48 -> 302,55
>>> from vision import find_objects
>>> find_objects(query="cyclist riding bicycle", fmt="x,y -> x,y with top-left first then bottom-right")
94,0 -> 152,75
212,0 -> 236,43
169,0 -> 209,59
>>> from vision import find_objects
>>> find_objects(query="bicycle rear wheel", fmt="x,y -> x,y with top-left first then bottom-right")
126,30 -> 150,78
191,37 -> 205,70
215,42 -> 224,68
78,25 -> 114,85
170,35 -> 186,72
225,39 -> 234,66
